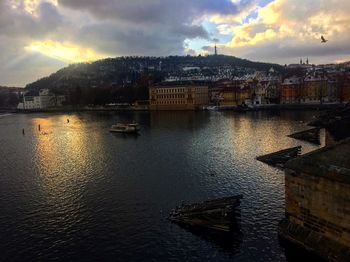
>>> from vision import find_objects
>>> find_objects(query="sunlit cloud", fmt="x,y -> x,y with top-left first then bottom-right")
208,0 -> 350,64
9,0 -> 58,16
1,0 -> 350,86
25,41 -> 107,63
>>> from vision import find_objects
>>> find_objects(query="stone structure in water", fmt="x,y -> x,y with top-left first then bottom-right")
279,139 -> 350,261
288,128 -> 321,145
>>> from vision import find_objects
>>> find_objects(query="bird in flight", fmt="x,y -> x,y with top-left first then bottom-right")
321,36 -> 328,43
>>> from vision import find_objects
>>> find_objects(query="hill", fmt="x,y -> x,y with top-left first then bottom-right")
23,55 -> 284,105
0,86 -> 23,91
0,86 -> 22,108
340,61 -> 350,68
25,55 -> 283,93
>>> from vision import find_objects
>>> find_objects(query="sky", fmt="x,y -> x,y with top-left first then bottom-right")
1,0 -> 350,87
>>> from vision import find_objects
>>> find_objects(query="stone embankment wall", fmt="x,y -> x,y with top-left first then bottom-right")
279,168 -> 350,261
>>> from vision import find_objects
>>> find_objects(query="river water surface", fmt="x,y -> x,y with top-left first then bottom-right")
0,111 -> 324,261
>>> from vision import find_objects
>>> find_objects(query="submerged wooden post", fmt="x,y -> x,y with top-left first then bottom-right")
38,124 -> 41,131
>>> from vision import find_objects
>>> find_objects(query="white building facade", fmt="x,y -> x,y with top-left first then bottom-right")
18,89 -> 66,110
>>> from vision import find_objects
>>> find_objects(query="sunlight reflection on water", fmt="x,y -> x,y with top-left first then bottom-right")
0,111 -> 323,261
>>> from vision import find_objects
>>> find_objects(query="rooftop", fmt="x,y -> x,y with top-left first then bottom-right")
282,76 -> 302,85
286,138 -> 350,184
152,81 -> 210,88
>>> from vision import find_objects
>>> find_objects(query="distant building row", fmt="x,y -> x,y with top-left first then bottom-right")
280,74 -> 350,104
17,89 -> 66,110
148,72 -> 350,110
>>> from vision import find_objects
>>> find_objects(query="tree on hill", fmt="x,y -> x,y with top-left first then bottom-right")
24,55 -> 284,105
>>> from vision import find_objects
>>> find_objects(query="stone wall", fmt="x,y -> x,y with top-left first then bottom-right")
281,168 -> 350,261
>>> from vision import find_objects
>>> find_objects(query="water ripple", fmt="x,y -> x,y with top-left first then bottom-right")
0,111 -> 322,261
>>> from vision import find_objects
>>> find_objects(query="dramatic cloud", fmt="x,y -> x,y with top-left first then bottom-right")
1,0 -> 251,86
1,0 -> 350,86
214,0 -> 350,64
58,0 -> 244,23
57,0 -> 252,56
0,1 -> 66,86
0,1 -> 62,38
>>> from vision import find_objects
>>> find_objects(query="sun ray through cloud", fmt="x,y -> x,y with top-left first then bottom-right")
1,0 -> 350,86
24,40 -> 108,63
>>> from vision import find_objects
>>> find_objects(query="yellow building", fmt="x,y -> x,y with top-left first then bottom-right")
302,75 -> 328,103
216,80 -> 251,107
149,84 -> 209,110
220,88 -> 250,107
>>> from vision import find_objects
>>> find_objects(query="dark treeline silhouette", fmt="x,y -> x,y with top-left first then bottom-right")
67,84 -> 148,106
0,88 -> 21,108
25,55 -> 283,94
67,74 -> 152,106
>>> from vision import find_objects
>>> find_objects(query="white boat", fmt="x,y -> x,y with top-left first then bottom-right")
205,106 -> 219,111
109,123 -> 140,133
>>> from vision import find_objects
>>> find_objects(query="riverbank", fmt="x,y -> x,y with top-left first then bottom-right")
14,102 -> 344,113
15,106 -> 149,113
0,108 -> 17,113
219,102 -> 343,111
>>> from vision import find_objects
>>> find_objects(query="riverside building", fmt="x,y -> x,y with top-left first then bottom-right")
149,83 -> 209,110
281,76 -> 303,104
18,89 -> 66,110
302,75 -> 328,103
216,80 -> 250,107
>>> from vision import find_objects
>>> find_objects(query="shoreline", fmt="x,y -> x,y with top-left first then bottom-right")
219,102 -> 343,112
10,102 -> 345,114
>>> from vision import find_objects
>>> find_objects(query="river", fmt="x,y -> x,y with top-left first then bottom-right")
0,111 -> 324,261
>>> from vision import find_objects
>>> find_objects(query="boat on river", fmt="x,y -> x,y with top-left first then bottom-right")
204,106 -> 219,111
109,123 -> 140,134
